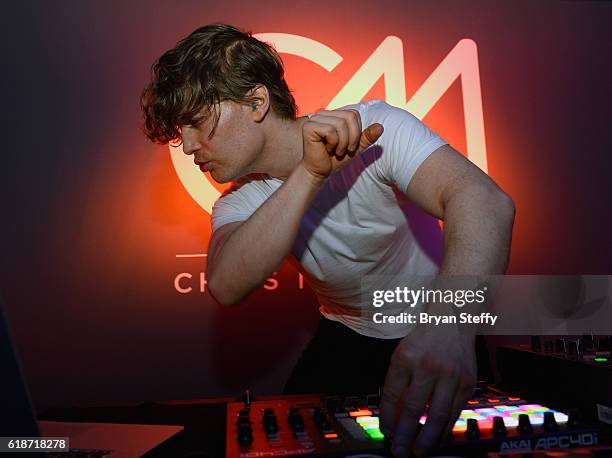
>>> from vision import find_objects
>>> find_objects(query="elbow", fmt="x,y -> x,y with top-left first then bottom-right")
208,273 -> 242,307
451,184 -> 515,226
493,190 -> 515,226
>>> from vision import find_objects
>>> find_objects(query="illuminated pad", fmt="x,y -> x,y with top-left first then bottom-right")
353,415 -> 385,441
346,399 -> 568,439
418,403 -> 568,433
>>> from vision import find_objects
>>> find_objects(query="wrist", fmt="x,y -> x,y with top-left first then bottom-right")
294,161 -> 328,188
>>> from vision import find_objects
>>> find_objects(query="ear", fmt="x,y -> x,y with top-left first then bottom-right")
248,85 -> 270,122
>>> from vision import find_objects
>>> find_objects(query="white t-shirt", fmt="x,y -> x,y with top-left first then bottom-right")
211,100 -> 448,338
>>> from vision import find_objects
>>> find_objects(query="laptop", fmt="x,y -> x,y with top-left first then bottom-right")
0,296 -> 184,457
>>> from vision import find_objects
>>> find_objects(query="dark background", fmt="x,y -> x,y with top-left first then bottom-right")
0,0 -> 610,411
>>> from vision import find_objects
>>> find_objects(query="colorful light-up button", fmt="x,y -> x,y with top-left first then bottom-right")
549,412 -> 568,423
495,405 -> 519,412
452,423 -> 467,432
366,428 -> 385,440
355,416 -> 378,426
324,433 -> 338,439
501,416 -> 519,427
477,420 -> 494,430
475,408 -> 498,415
362,423 -> 380,431
349,409 -> 373,417
528,414 -> 544,425
519,404 -> 544,411
595,357 -> 608,362
527,407 -> 549,414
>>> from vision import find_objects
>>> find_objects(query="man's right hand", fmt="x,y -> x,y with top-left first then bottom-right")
301,109 -> 384,181
208,109 -> 383,306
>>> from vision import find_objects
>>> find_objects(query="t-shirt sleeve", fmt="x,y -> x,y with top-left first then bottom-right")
210,177 -> 268,233
370,101 -> 448,192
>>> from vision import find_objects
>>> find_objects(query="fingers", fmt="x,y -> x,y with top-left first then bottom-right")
440,376 -> 476,443
379,348 -> 412,438
314,109 -> 362,152
359,123 -> 384,152
380,335 -> 477,458
309,122 -> 339,155
412,377 -> 457,456
440,389 -> 467,444
308,114 -> 350,157
308,109 -> 382,158
390,365 -> 436,458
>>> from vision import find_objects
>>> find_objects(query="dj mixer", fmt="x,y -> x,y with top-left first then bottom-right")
225,389 -> 607,457
496,338 -> 612,421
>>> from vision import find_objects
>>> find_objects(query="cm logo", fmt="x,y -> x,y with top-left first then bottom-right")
169,34 -> 488,213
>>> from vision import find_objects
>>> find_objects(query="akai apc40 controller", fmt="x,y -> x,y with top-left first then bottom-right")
226,390 -> 606,457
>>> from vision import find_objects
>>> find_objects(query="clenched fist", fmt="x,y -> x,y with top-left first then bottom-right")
301,109 -> 384,181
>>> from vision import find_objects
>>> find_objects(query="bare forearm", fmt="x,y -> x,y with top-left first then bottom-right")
208,164 -> 325,305
439,185 -> 515,275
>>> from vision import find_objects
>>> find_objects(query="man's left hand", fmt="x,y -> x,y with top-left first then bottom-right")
379,333 -> 477,457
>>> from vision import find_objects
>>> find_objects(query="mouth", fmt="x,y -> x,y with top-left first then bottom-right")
197,162 -> 212,172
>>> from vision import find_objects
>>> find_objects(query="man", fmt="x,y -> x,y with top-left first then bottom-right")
141,23 -> 515,457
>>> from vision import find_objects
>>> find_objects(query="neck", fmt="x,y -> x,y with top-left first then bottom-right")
252,114 -> 309,181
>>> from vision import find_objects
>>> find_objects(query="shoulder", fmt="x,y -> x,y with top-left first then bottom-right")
211,173 -> 280,232
213,173 -> 279,210
364,100 -> 421,128
339,99 -> 423,136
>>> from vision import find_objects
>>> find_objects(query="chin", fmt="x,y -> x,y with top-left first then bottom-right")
209,169 -> 234,184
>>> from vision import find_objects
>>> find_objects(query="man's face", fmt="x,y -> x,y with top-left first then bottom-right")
180,100 -> 265,183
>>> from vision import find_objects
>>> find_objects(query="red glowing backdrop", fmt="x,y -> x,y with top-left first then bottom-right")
0,1 -> 610,409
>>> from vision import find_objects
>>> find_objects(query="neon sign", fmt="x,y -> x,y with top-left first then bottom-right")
169,33 -> 488,213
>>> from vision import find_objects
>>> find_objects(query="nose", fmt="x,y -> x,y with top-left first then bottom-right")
181,129 -> 201,156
